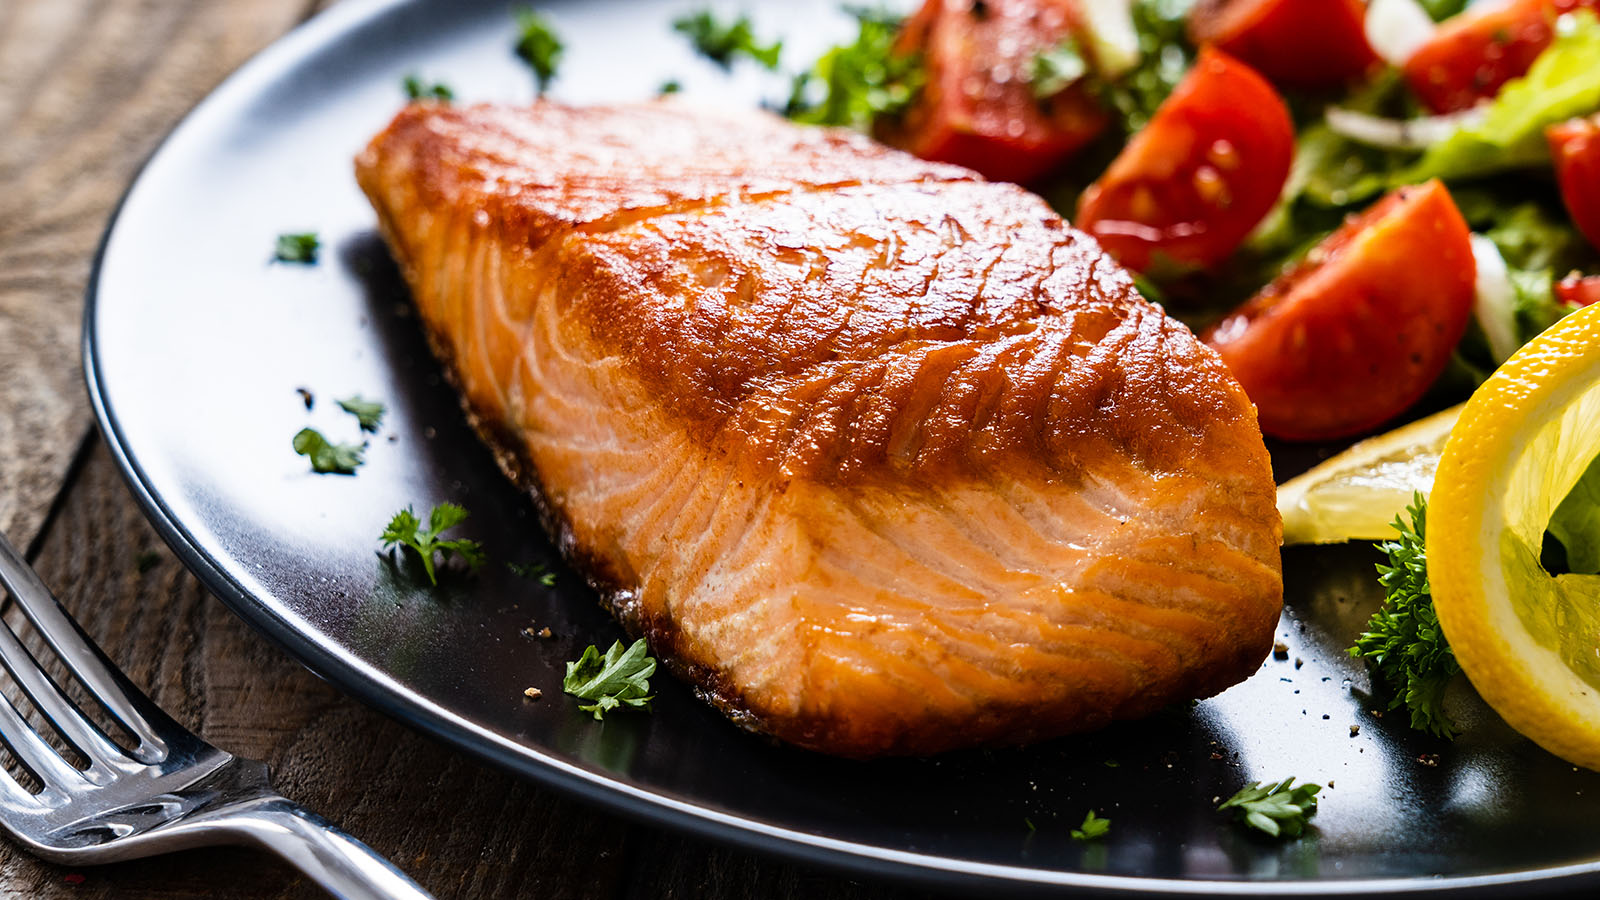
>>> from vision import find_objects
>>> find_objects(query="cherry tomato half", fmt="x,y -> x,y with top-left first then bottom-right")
1203,180 -> 1476,441
1547,115 -> 1600,252
882,0 -> 1109,185
1188,0 -> 1377,90
1556,271 -> 1600,307
1075,48 -> 1292,274
1404,0 -> 1600,113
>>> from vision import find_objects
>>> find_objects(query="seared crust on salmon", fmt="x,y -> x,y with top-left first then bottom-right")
355,101 -> 1283,758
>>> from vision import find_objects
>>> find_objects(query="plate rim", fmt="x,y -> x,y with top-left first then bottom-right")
75,0 -> 1600,894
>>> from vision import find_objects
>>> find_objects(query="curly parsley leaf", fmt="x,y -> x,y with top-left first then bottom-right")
336,395 -> 386,433
292,428 -> 364,474
274,232 -> 319,264
1218,777 -> 1322,838
563,639 -> 656,719
783,7 -> 923,129
514,7 -> 564,94
673,9 -> 781,71
403,74 -> 453,102
1070,810 -> 1111,841
1350,495 -> 1462,738
380,503 -> 487,586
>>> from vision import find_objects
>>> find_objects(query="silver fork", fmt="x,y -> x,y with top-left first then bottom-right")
0,530 -> 433,899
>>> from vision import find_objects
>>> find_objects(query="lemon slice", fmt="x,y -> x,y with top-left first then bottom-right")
1429,303 -> 1600,770
1278,404 -> 1463,545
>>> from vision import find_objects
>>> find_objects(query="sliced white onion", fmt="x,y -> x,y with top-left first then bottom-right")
1470,234 -> 1523,364
1366,0 -> 1437,66
1079,0 -> 1140,79
1324,106 -> 1484,149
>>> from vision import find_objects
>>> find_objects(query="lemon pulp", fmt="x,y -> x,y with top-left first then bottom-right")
1496,380 -> 1600,690
1278,404 -> 1461,545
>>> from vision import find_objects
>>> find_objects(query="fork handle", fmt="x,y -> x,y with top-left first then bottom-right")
216,796 -> 435,900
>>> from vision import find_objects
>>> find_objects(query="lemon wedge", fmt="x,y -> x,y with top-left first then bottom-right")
1278,404 -> 1462,545
1429,303 -> 1600,770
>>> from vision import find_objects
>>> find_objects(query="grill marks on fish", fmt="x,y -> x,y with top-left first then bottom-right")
356,101 -> 1282,757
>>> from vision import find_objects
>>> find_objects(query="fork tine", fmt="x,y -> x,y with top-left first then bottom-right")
0,615 -> 130,770
0,677 -> 87,793
0,532 -> 167,760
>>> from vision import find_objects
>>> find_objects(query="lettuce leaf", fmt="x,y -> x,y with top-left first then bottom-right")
1549,453 -> 1600,575
1401,11 -> 1600,184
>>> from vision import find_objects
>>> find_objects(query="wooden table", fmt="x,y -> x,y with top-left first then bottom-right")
0,2 -> 927,896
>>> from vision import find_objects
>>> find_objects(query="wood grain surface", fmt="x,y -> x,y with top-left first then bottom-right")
0,0 -> 930,897
0,0 -> 319,545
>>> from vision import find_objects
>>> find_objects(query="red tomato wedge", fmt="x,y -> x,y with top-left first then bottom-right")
1075,48 -> 1292,274
1556,271 -> 1600,307
1548,115 -> 1600,251
1188,0 -> 1377,90
882,0 -> 1108,184
1203,180 -> 1476,441
1404,0 -> 1600,113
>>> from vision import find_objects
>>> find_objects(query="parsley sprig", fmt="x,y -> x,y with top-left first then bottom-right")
292,428 -> 364,474
1350,495 -> 1462,738
1070,810 -> 1110,841
563,639 -> 657,719
673,9 -> 781,71
336,395 -> 386,433
783,7 -> 924,129
514,7 -> 564,94
380,503 -> 487,586
1218,778 -> 1322,838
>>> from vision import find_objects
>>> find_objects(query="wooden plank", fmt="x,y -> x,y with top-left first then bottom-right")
0,0 -> 316,546
5,440 -> 636,898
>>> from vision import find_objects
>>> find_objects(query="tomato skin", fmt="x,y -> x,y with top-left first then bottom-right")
1188,0 -> 1377,90
1548,116 -> 1600,252
883,0 -> 1109,185
1074,48 -> 1292,274
1203,180 -> 1476,441
1556,272 -> 1600,307
1404,0 -> 1600,113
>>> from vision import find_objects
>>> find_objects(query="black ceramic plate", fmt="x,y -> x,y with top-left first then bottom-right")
84,0 -> 1600,895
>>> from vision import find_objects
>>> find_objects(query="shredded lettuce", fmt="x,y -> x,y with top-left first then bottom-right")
1549,453 -> 1600,575
1456,189 -> 1593,344
1093,0 -> 1195,135
1401,11 -> 1600,184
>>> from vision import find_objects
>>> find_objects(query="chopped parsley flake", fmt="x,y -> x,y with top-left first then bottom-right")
274,232 -> 319,264
292,427 -> 364,474
336,395 -> 386,433
1070,810 -> 1111,841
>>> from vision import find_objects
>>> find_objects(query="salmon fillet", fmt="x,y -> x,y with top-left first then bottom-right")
355,101 -> 1283,758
